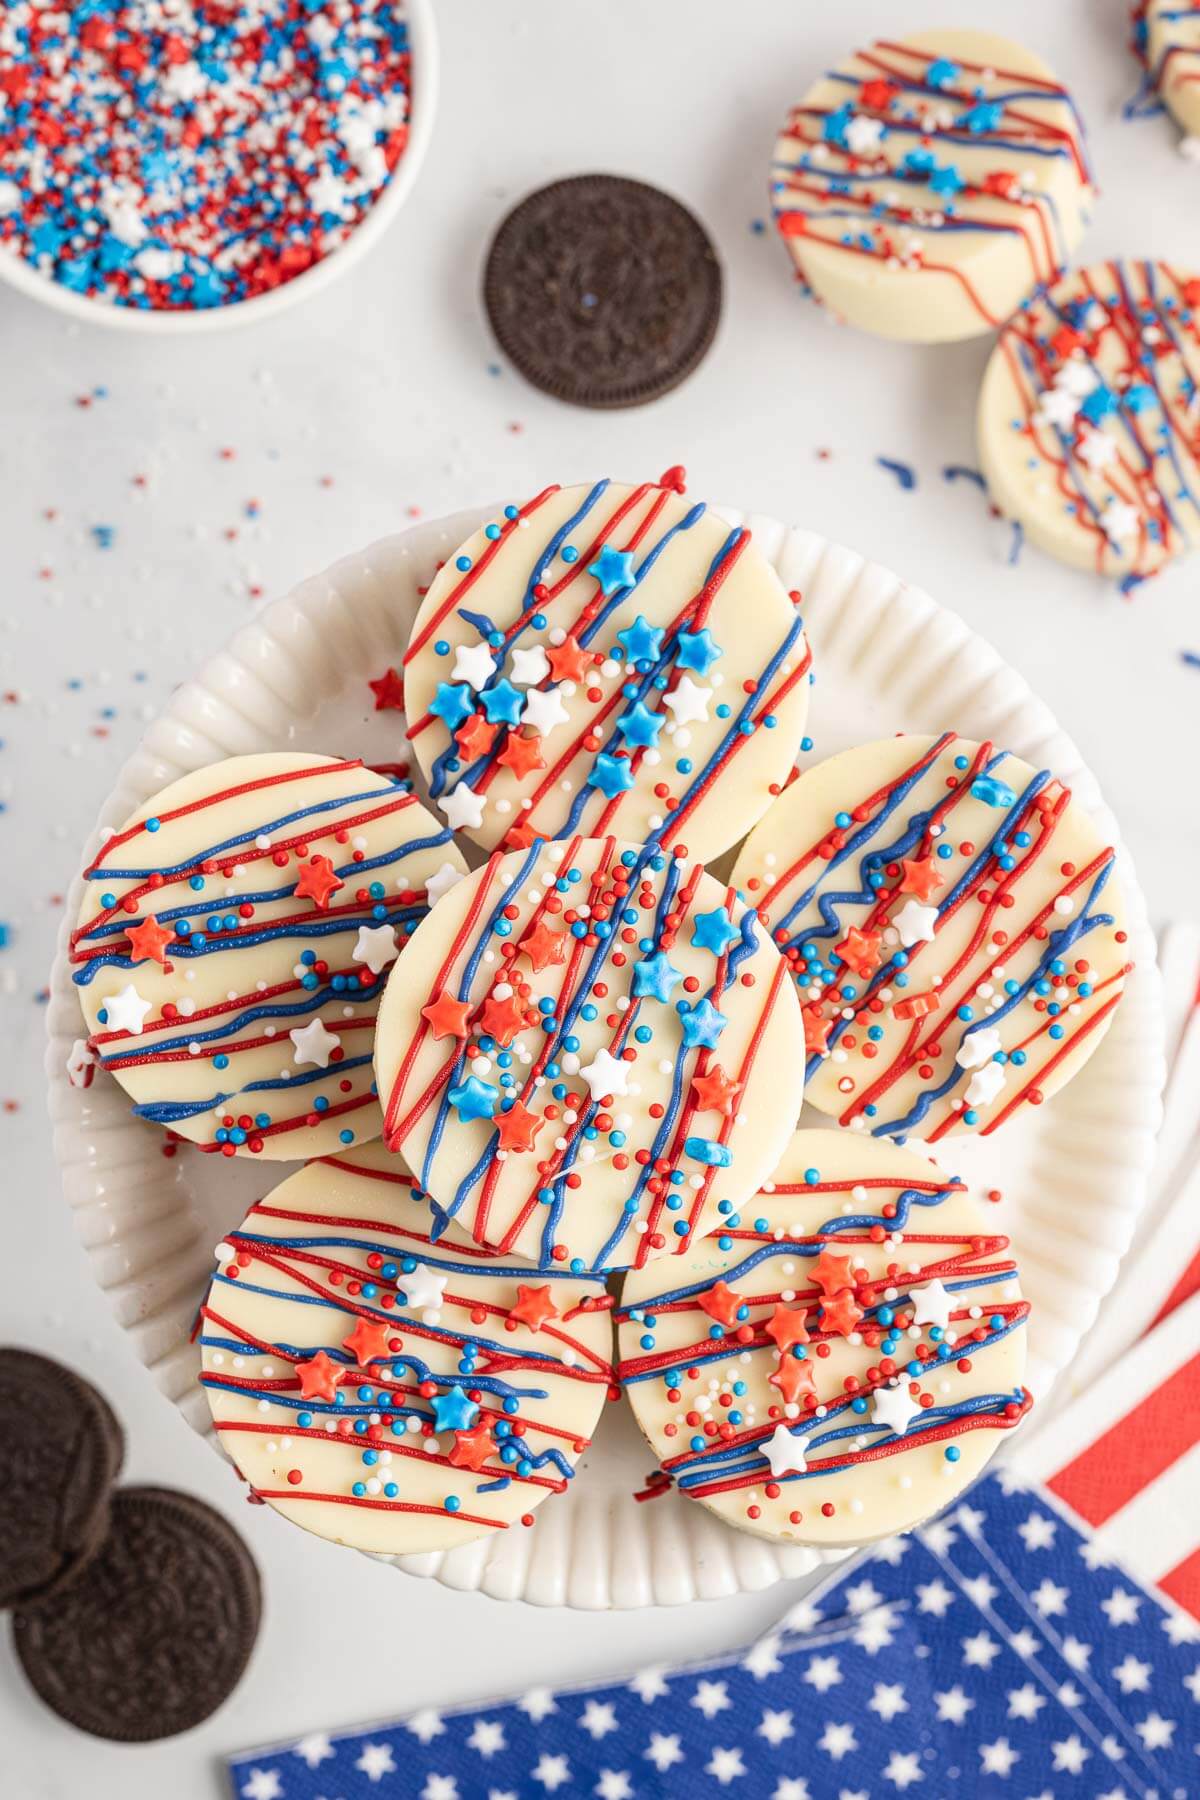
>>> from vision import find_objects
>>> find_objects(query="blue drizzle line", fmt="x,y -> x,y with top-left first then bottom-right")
131,1053 -> 376,1125
877,457 -> 917,491
1008,520 -> 1024,566
83,781 -> 416,884
1181,650 -> 1200,670
676,1387 -> 1026,1492
942,465 -> 986,490
476,1476 -> 512,1494
231,1230 -> 596,1285
75,903 -> 426,985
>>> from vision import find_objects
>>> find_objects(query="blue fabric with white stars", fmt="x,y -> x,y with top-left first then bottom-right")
226,1470 -> 1200,1798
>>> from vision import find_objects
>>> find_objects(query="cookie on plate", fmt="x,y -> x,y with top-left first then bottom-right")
1143,1 -> 1200,139
375,835 -> 806,1273
70,753 -> 466,1157
731,733 -> 1129,1143
771,29 -> 1093,341
617,1131 -> 1030,1546
199,1144 -> 616,1555
401,471 -> 811,863
978,258 -> 1200,583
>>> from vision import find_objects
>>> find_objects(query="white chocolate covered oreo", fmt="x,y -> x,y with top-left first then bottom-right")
731,734 -> 1128,1144
374,835 -> 806,1274
978,258 -> 1200,583
772,29 -> 1093,342
402,472 -> 810,863
200,1144 -> 614,1556
71,753 -> 466,1157
1145,1 -> 1200,139
617,1131 -> 1030,1547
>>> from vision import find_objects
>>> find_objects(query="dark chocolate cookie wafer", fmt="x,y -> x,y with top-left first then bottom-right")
13,1486 -> 261,1740
0,1348 -> 125,1609
484,174 -> 722,408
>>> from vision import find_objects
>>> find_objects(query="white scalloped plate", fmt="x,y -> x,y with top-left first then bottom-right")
45,506 -> 1165,1609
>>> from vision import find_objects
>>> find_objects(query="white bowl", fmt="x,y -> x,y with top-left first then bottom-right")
0,0 -> 437,335
45,506 -> 1166,1607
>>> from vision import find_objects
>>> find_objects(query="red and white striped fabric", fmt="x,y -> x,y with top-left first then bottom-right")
1015,1287 -> 1200,1618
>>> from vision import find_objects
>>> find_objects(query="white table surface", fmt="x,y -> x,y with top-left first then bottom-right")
1,1 -> 1196,1791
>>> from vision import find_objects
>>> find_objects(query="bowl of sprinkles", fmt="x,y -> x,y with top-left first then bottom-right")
0,0 -> 435,330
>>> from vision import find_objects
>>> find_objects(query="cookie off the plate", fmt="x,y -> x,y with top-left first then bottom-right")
401,470 -> 811,864
617,1131 -> 1030,1547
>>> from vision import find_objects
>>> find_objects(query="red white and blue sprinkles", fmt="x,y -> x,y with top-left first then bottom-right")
0,0 -> 412,311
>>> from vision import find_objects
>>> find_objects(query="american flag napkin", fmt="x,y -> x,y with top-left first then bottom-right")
227,1466 -> 1199,1800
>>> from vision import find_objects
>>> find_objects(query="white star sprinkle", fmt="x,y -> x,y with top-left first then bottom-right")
353,921 -> 399,974
440,783 -> 486,832
425,860 -> 466,906
955,1025 -> 1002,1069
662,676 -> 712,728
892,899 -> 938,947
289,1016 -> 339,1068
966,1060 -> 1007,1107
910,1278 -> 954,1331
102,983 -> 153,1034
872,1382 -> 922,1436
522,685 -> 570,736
399,1261 -> 449,1312
761,1423 -> 810,1477
451,641 -> 497,690
579,1047 -> 630,1101
510,644 -> 551,686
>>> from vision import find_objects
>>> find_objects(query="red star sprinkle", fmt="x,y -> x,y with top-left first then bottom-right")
520,919 -> 567,972
508,1283 -> 559,1332
897,857 -> 945,901
819,1290 -> 864,1337
421,993 -> 473,1040
546,635 -> 590,683
368,667 -> 406,711
835,926 -> 882,979
893,990 -> 940,1022
456,713 -> 498,760
690,1065 -> 742,1115
859,77 -> 898,110
294,1350 -> 343,1403
448,1420 -> 497,1471
294,854 -> 345,909
478,991 -> 528,1046
768,1354 -> 817,1406
495,1100 -> 544,1154
764,1303 -> 810,1352
342,1318 -> 393,1367
802,1005 -> 833,1055
811,1247 -> 856,1298
497,731 -> 546,779
697,1280 -> 744,1330
125,914 -> 176,964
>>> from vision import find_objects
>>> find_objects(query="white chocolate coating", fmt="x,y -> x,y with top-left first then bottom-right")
374,836 -> 806,1274
71,754 -> 466,1157
200,1144 -> 614,1556
772,29 -> 1092,343
618,1130 -> 1029,1548
978,258 -> 1200,580
1146,0 -> 1200,137
730,734 -> 1128,1144
402,475 -> 810,863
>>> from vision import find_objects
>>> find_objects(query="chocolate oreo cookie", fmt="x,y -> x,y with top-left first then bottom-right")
484,174 -> 722,408
0,1348 -> 125,1609
13,1486 -> 261,1740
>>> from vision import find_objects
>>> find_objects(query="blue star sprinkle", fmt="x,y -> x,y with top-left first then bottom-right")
587,544 -> 636,596
674,627 -> 722,675
587,752 -> 636,798
690,909 -> 740,956
430,1387 -> 480,1433
447,1075 -> 500,1123
478,679 -> 525,727
430,683 -> 474,731
615,615 -> 664,665
683,1135 -> 732,1168
679,998 -> 729,1049
971,774 -> 1018,809
631,953 -> 684,1003
615,701 -> 664,749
